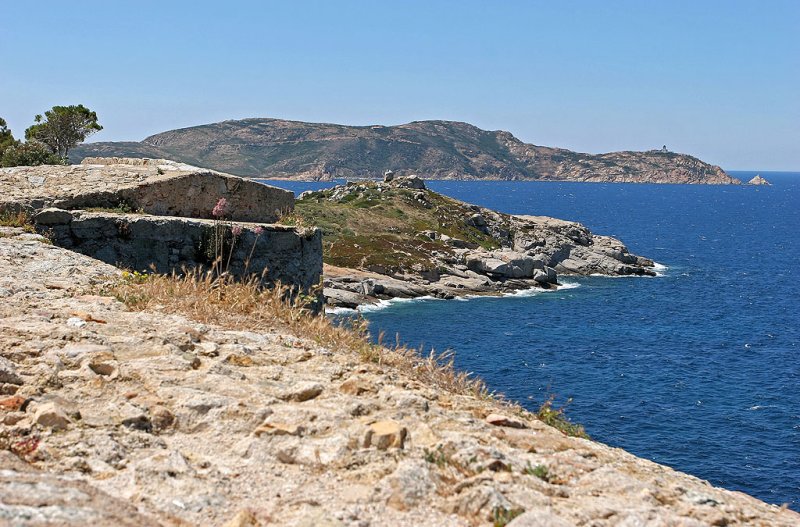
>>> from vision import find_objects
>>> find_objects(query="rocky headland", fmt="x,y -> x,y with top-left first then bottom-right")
70,118 -> 740,185
1,160 -> 797,525
290,176 -> 655,310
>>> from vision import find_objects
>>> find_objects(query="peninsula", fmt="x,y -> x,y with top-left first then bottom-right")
70,118 -> 739,185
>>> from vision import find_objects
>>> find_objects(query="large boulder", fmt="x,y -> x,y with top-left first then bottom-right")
323,287 -> 371,309
466,250 -> 541,279
533,266 -> 558,284
391,175 -> 426,190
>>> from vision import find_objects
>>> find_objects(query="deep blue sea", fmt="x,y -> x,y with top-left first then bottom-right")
262,171 -> 800,510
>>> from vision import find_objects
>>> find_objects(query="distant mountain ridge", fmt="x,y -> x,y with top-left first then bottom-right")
71,118 -> 739,184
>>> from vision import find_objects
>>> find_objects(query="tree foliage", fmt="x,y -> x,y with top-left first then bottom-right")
24,104 -> 102,159
0,117 -> 15,154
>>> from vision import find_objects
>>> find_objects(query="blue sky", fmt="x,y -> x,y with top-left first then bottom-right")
2,1 -> 798,170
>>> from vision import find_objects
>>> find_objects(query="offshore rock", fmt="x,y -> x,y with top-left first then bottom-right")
747,175 -> 772,186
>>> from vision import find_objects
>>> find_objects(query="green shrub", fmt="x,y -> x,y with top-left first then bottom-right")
0,141 -> 64,167
536,397 -> 588,438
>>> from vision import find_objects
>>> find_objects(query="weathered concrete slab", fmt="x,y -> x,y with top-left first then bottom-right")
0,158 -> 293,223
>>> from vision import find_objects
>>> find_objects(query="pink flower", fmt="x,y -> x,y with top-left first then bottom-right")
254,226 -> 264,235
212,198 -> 229,218
231,225 -> 243,236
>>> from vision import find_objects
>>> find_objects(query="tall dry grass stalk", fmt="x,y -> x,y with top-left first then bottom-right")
108,270 -> 496,400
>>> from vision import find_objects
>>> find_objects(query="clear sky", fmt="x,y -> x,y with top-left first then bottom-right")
2,1 -> 798,170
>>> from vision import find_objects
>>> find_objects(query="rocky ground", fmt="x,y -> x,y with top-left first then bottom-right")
1,228 -> 797,526
293,177 -> 656,309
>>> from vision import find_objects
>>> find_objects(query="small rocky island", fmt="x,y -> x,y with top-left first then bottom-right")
1,159 -> 797,526
291,175 -> 655,309
747,175 -> 772,185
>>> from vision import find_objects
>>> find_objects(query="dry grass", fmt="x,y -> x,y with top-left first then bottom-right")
107,270 -> 495,400
0,210 -> 35,232
107,271 -> 590,436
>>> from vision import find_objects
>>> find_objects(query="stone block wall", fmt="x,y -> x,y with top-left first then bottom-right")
34,209 -> 322,293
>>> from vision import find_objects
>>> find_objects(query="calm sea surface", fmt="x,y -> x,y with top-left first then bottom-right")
262,172 -> 800,509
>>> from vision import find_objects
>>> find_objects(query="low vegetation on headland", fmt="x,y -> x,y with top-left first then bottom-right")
289,180 -> 502,273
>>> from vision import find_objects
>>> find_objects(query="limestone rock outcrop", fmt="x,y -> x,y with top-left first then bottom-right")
0,228 -> 796,526
35,208 -> 321,290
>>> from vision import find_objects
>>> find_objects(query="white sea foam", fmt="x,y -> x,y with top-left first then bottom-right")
652,261 -> 669,277
748,405 -> 777,411
503,288 -> 545,298
327,282 -> 581,314
324,306 -> 358,315
358,295 -> 441,313
505,281 -> 581,297
326,296 -> 441,315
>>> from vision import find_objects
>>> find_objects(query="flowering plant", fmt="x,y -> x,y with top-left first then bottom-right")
207,198 -> 269,284
212,198 -> 229,218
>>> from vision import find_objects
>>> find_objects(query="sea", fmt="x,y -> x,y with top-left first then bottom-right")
261,171 -> 800,510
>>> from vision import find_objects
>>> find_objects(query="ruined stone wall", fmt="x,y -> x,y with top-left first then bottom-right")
33,209 -> 322,292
